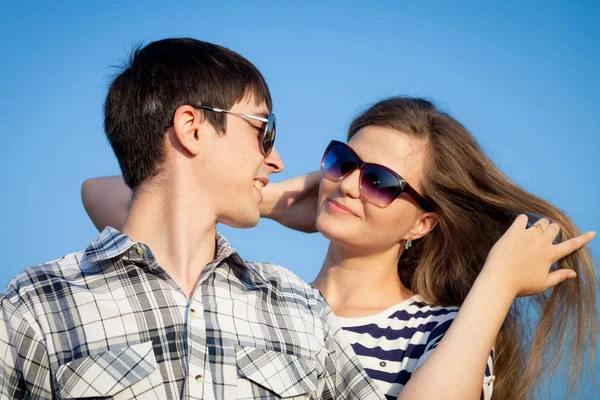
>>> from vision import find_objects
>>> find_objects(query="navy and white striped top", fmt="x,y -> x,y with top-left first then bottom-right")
339,295 -> 495,400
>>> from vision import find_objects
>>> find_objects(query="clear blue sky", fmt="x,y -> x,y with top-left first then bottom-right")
1,1 -> 598,398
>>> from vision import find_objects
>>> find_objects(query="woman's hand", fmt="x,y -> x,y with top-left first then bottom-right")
399,214 -> 594,400
260,171 -> 322,233
483,214 -> 595,297
81,176 -> 131,231
400,215 -> 594,400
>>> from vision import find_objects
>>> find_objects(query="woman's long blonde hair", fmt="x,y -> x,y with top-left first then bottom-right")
348,97 -> 598,399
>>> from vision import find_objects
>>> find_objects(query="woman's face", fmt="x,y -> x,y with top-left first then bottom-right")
316,125 -> 432,253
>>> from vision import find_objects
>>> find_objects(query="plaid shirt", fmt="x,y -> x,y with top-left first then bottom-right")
0,228 -> 383,399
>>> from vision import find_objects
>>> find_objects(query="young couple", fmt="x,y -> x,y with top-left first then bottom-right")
1,38 -> 597,400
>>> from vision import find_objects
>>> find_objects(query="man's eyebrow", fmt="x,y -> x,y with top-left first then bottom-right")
253,111 -> 270,119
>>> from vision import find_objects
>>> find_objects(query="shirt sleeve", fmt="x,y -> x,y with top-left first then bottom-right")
481,349 -> 495,400
414,318 -> 495,400
0,297 -> 52,399
317,296 -> 384,400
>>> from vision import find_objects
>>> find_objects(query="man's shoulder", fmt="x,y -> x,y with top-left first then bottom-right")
244,260 -> 326,303
1,250 -> 86,307
246,260 -> 315,291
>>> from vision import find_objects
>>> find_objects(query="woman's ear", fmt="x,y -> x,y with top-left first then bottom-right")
171,105 -> 204,156
408,211 -> 439,241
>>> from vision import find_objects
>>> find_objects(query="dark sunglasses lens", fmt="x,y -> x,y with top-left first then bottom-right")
322,144 -> 359,179
261,115 -> 276,155
361,165 -> 402,206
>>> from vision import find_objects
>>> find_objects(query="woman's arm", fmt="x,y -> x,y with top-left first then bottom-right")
81,176 -> 131,231
397,215 -> 594,400
82,171 -> 322,233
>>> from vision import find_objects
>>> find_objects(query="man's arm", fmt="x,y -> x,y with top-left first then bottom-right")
259,171 -> 321,233
0,298 -> 52,399
81,176 -> 131,231
82,172 -> 321,233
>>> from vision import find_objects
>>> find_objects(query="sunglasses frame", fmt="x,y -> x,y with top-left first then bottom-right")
193,105 -> 276,156
321,140 -> 433,211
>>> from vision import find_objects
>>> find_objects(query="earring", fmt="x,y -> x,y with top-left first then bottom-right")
405,236 -> 412,250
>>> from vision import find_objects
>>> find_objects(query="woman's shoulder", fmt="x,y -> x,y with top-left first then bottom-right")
394,295 -> 459,319
338,294 -> 459,331
401,295 -> 460,339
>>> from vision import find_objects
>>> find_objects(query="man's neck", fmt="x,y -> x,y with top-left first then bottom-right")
312,243 -> 413,318
122,178 -> 218,298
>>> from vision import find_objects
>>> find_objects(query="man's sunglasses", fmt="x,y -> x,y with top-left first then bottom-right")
321,140 -> 433,211
194,105 -> 276,156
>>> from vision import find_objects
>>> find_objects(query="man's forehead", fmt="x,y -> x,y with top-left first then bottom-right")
233,93 -> 270,117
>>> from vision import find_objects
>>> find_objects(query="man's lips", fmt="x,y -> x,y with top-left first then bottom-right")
252,177 -> 269,191
327,199 -> 359,217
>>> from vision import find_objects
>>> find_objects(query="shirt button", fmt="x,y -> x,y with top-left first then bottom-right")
134,245 -> 144,256
190,308 -> 197,319
195,375 -> 204,384
380,361 -> 387,367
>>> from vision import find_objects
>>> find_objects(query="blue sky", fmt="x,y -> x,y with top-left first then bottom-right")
1,0 -> 598,397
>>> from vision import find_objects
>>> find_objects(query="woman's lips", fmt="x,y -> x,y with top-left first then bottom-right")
327,199 -> 359,217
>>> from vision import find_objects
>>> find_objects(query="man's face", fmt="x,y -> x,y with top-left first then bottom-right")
200,93 -> 284,228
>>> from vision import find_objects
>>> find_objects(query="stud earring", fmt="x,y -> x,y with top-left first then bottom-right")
405,236 -> 412,250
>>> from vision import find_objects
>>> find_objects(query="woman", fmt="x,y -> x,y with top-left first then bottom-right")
82,97 -> 598,400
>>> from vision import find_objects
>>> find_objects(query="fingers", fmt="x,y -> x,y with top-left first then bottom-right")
541,269 -> 577,292
513,215 -> 595,262
552,231 -> 596,261
528,217 -> 559,242
530,218 -> 551,233
529,218 -> 561,244
543,221 -> 562,243
307,171 -> 323,193
511,214 -> 530,231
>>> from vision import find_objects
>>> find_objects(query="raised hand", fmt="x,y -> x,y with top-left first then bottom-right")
483,214 -> 595,297
260,171 -> 322,233
82,176 -> 131,231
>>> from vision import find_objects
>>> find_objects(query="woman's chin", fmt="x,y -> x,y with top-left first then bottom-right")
317,219 -> 357,247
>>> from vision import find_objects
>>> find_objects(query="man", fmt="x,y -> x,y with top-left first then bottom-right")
0,38 -> 382,399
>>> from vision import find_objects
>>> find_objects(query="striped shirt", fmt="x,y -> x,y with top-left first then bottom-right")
0,227 -> 383,399
339,295 -> 494,400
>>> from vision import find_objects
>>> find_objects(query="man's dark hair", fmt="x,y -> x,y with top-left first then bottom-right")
104,38 -> 272,190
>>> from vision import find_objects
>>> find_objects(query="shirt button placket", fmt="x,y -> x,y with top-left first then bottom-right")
188,297 -> 209,398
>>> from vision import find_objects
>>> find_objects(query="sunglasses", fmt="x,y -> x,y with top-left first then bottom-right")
321,140 -> 433,211
193,105 -> 276,156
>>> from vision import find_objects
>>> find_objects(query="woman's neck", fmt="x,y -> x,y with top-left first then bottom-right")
313,243 -> 414,318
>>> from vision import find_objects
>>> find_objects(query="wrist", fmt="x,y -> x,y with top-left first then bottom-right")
477,263 -> 520,301
259,183 -> 280,219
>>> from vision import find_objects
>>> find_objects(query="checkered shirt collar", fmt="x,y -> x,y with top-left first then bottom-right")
83,227 -> 264,282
